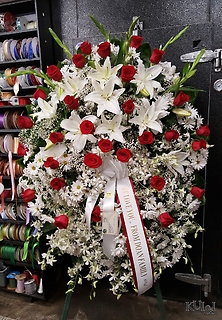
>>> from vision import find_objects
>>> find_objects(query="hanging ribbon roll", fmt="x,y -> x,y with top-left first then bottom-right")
85,156 -> 153,295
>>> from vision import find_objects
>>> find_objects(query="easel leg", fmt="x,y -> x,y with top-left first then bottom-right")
61,287 -> 73,320
154,280 -> 166,320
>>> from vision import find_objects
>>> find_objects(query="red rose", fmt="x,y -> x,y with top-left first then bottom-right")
97,42 -> 111,58
190,186 -> 205,200
150,48 -> 165,64
84,153 -> 102,168
22,189 -> 35,202
130,36 -> 143,49
192,139 -> 207,151
64,95 -> 79,110
80,41 -> 92,55
116,148 -> 132,162
33,88 -> 47,100
80,120 -> 95,134
91,206 -> 101,223
50,177 -> 66,190
98,139 -> 113,152
44,157 -> 59,169
196,125 -> 210,137
54,214 -> 69,229
173,91 -> 190,107
17,116 -> 33,129
164,130 -> 179,142
120,65 -> 136,82
46,65 -> 62,81
159,212 -> 175,228
72,54 -> 86,68
150,176 -> 165,191
122,99 -> 135,114
17,143 -> 28,156
138,131 -> 154,145
49,132 -> 64,144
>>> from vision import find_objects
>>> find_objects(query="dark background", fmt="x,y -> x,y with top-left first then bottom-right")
47,0 -> 222,306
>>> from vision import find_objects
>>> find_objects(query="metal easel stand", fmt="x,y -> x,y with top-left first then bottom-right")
61,280 -> 166,320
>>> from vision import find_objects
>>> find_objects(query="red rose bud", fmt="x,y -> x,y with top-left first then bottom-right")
50,177 -> 66,190
122,99 -> 135,114
22,189 -> 35,202
64,95 -> 79,110
54,214 -> 69,229
196,125 -> 210,137
80,120 -> 95,134
159,212 -> 175,228
17,143 -> 28,156
46,65 -> 62,81
97,42 -> 111,59
91,206 -> 101,223
150,176 -> 165,191
17,116 -> 33,129
138,131 -> 154,145
192,139 -> 207,151
33,88 -> 47,100
44,157 -> 59,169
164,130 -> 179,142
191,186 -> 205,200
130,36 -> 143,49
98,139 -> 113,153
49,132 -> 64,144
120,65 -> 136,82
150,48 -> 165,64
116,148 -> 132,163
80,41 -> 92,55
173,91 -> 190,107
84,153 -> 102,168
72,53 -> 86,68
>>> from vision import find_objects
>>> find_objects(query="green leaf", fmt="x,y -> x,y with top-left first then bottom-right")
16,157 -> 25,168
42,222 -> 56,234
182,62 -> 190,77
48,28 -> 73,59
137,43 -> 151,67
162,26 -> 189,51
89,15 -> 109,40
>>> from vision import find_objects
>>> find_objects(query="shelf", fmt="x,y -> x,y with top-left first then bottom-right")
0,28 -> 37,41
0,129 -> 20,133
0,58 -> 40,69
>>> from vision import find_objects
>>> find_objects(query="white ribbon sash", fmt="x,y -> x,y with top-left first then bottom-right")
117,176 -> 153,295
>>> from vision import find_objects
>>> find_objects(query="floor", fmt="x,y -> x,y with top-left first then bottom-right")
0,277 -> 222,320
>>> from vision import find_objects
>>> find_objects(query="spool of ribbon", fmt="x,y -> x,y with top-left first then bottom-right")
6,271 -> 20,290
15,273 -> 26,293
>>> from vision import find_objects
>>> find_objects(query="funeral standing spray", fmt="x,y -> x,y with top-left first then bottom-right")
13,16 -> 211,298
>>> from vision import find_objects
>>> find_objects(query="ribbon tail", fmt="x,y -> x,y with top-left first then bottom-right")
8,151 -> 15,201
117,176 -> 153,295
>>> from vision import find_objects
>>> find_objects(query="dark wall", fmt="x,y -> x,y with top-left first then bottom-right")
50,0 -> 222,305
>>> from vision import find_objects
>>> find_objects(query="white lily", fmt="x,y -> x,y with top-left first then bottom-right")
164,151 -> 190,177
60,111 -> 97,151
57,70 -> 88,100
41,143 -> 67,160
89,57 -> 123,86
95,113 -> 128,143
131,61 -> 162,98
84,76 -> 125,116
129,98 -> 163,135
31,98 -> 57,121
